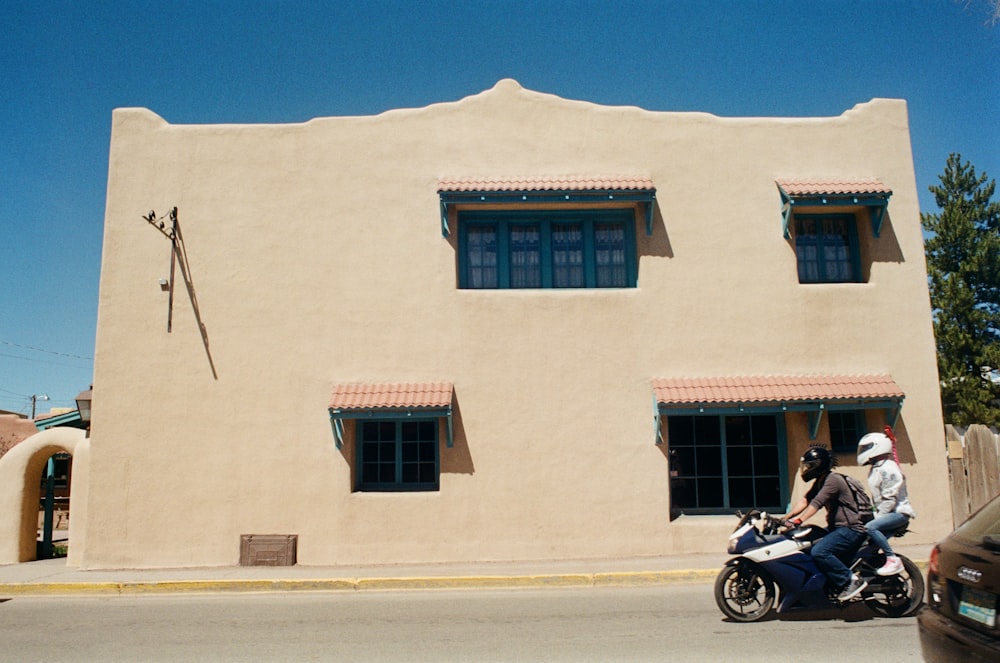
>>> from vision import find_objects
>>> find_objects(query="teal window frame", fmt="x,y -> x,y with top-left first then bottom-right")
357,417 -> 440,492
665,412 -> 789,516
794,214 -> 862,283
457,209 -> 637,289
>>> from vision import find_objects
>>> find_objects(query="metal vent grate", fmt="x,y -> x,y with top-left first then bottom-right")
239,534 -> 297,566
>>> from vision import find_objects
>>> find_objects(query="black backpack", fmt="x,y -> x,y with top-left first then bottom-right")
837,472 -> 875,523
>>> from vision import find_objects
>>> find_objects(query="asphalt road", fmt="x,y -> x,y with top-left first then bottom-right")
0,583 -> 923,662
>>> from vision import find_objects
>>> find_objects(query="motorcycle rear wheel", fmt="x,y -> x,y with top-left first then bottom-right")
714,563 -> 775,622
863,554 -> 924,618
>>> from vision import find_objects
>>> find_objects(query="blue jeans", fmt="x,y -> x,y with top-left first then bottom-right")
866,512 -> 910,556
811,527 -> 867,590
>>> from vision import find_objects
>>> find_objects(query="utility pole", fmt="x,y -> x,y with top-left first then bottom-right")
30,393 -> 49,418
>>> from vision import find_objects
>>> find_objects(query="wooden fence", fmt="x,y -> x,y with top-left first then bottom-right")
946,424 -> 1000,526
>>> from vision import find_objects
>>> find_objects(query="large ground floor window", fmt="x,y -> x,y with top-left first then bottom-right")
357,419 -> 439,492
667,414 -> 785,515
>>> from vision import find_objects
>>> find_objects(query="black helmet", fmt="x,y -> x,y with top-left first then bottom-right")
800,446 -> 833,482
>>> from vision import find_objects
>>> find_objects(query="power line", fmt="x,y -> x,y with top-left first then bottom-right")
0,351 -> 91,369
0,340 -> 93,361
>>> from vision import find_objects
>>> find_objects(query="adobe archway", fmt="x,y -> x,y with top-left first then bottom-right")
0,427 -> 86,564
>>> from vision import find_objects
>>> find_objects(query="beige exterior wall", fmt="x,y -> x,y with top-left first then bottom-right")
83,79 -> 948,569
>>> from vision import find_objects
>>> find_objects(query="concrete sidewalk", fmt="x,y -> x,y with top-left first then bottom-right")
0,543 -> 933,597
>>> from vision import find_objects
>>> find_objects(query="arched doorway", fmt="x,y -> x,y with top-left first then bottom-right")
0,427 -> 85,564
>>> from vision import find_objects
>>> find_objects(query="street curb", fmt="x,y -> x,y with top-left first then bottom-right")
0,568 -> 720,596
0,562 -> 927,597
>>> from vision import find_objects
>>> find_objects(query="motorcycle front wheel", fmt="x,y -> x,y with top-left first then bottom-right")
863,555 -> 924,618
714,563 -> 775,622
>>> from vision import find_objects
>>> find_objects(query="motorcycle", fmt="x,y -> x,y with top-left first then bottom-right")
714,509 -> 924,622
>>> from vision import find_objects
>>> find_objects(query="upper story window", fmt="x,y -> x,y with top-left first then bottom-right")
438,177 -> 655,290
776,178 -> 892,285
794,214 -> 860,283
459,210 -> 636,289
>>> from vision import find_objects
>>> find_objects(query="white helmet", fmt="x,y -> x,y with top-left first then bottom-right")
857,432 -> 893,465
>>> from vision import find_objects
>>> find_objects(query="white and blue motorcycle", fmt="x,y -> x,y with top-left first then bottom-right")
714,509 -> 924,622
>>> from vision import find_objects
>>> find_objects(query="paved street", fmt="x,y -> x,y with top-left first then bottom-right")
0,583 -> 922,662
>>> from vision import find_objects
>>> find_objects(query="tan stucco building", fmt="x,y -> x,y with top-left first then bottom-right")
6,80 -> 951,569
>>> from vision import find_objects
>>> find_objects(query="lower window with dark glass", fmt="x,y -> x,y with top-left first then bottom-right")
828,410 -> 866,454
357,419 -> 439,491
667,414 -> 784,515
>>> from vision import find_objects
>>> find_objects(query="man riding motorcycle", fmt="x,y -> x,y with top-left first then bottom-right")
781,446 -> 868,601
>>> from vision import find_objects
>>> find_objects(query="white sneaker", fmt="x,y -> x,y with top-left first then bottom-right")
877,555 -> 904,576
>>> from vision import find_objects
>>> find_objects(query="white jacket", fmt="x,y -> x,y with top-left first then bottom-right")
867,458 -> 916,518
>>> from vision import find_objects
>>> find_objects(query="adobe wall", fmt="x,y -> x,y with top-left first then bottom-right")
84,80 -> 947,568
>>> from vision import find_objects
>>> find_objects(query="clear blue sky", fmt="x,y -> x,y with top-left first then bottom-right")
1,1 -> 998,415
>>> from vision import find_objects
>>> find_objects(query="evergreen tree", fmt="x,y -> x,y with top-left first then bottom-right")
922,154 -> 1000,425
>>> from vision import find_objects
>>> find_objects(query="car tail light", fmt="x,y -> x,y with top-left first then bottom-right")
928,545 -> 943,606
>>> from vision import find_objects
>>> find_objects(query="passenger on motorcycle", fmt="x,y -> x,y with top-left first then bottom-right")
781,446 -> 869,602
858,429 -> 916,576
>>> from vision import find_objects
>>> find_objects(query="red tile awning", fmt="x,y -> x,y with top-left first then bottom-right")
651,375 -> 905,443
437,176 -> 655,193
775,178 -> 892,197
775,178 -> 893,239
328,382 -> 455,449
437,176 -> 657,237
329,382 -> 454,410
653,375 -> 904,406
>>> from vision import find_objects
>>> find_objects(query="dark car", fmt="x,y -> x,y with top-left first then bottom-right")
918,493 -> 1000,662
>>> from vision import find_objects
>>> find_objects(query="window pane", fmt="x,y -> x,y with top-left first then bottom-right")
726,446 -> 753,473
552,223 -> 584,287
667,416 -> 694,443
821,218 -> 851,281
696,446 -> 722,476
671,478 -> 697,509
725,416 -> 752,445
466,226 -> 498,288
696,477 -> 725,508
595,223 -> 627,287
418,421 -> 436,440
752,446 -> 779,471
694,417 -> 720,446
751,416 -> 776,442
510,225 -> 541,288
674,447 -> 696,474
755,477 -> 782,508
728,477 -> 755,508
795,219 -> 821,283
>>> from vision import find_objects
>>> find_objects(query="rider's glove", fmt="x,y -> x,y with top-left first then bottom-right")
784,518 -> 802,529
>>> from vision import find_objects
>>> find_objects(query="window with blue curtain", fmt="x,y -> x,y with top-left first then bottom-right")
457,209 -> 637,289
794,214 -> 861,283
